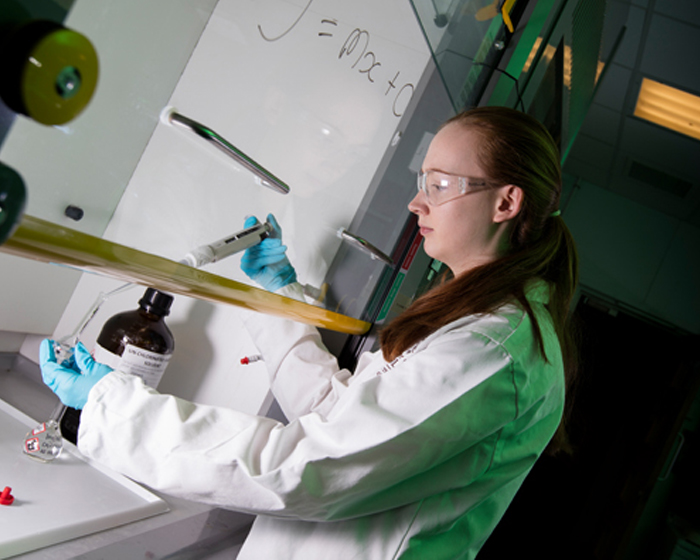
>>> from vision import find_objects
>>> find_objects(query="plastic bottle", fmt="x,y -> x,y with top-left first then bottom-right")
60,288 -> 175,443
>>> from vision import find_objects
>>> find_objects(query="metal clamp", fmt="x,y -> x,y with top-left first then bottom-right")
337,228 -> 393,266
164,109 -> 290,195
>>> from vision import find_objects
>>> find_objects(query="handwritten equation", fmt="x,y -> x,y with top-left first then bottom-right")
258,0 -> 416,118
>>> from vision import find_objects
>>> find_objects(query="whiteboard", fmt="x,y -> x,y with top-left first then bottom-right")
54,0 -> 431,410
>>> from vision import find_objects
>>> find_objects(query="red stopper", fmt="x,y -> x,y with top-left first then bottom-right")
0,486 -> 14,506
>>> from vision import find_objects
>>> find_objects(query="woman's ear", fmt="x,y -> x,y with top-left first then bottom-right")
493,185 -> 523,223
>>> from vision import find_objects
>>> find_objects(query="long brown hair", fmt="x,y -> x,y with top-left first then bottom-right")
379,106 -> 579,454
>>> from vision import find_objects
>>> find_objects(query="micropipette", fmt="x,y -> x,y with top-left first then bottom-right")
180,219 -> 273,268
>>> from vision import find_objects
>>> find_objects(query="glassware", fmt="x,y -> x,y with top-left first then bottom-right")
22,282 -> 134,462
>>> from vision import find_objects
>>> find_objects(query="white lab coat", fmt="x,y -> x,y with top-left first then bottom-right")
78,280 -> 564,559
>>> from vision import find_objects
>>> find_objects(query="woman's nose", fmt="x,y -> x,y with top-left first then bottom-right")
408,190 -> 428,214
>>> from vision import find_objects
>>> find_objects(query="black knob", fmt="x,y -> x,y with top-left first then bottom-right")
64,205 -> 84,221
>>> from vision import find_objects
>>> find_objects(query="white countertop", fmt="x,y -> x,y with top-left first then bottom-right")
0,354 -> 253,560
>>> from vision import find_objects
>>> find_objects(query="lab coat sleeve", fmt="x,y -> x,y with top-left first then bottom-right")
239,299 -> 353,422
78,315 -> 558,522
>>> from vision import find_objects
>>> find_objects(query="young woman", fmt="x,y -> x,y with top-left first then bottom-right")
40,106 -> 578,559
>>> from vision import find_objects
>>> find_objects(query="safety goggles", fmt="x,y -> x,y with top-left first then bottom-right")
416,170 -> 494,206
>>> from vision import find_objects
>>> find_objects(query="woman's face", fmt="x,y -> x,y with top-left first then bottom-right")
408,123 -> 516,277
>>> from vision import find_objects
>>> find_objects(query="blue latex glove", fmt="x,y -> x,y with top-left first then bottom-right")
40,339 -> 113,409
240,213 -> 297,291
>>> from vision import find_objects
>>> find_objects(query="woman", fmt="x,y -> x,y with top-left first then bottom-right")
40,106 -> 578,559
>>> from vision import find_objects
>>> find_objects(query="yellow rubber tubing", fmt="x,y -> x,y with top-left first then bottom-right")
1,215 -> 371,336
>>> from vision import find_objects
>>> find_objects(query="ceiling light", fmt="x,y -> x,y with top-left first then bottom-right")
634,78 -> 700,141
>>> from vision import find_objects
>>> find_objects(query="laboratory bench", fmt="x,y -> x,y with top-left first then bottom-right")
0,352 -> 253,560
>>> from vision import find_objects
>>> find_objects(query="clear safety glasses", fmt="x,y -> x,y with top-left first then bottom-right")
416,170 -> 494,206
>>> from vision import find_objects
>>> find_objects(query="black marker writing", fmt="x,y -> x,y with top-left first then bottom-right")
387,71 -> 415,117
257,1 -> 416,117
319,18 -> 337,37
258,0 -> 313,42
340,28 -> 370,68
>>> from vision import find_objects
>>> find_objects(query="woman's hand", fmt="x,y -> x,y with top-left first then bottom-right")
240,213 -> 297,291
40,339 -> 113,409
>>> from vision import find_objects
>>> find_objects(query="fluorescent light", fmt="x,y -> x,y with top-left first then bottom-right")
634,78 -> 700,141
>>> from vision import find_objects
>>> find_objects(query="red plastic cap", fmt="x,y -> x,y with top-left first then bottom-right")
0,486 -> 14,506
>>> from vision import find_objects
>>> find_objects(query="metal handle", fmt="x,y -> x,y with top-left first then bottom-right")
338,228 -> 393,266
165,110 -> 290,195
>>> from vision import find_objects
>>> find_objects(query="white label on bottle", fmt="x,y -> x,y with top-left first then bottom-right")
93,343 -> 171,388
93,344 -> 122,369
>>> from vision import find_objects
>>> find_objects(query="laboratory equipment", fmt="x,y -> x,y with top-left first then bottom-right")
0,214 -> 370,333
0,19 -> 99,125
180,219 -> 273,268
240,354 -> 263,365
22,411 -> 63,462
93,287 -> 175,387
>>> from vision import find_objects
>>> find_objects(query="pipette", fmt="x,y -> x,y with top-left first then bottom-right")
180,219 -> 272,268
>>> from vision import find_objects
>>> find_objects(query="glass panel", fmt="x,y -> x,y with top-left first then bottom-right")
409,0 -> 505,110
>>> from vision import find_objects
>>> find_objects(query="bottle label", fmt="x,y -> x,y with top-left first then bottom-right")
94,343 -> 171,388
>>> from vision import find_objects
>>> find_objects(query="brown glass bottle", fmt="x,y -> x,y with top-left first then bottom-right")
60,288 -> 175,444
93,288 -> 175,388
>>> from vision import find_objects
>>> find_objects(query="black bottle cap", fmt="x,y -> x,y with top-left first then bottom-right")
139,288 -> 173,317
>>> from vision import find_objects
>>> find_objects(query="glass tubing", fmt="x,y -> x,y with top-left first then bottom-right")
1,215 -> 371,335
